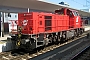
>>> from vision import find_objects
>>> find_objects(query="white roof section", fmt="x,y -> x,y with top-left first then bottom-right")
0,0 -> 90,16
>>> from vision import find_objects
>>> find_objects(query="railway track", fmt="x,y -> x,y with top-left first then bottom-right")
59,38 -> 90,60
70,43 -> 90,60
0,32 -> 89,60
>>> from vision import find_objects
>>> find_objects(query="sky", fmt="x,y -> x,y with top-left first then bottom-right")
43,0 -> 90,9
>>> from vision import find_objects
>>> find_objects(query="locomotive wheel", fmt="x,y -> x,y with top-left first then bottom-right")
49,37 -> 53,43
65,37 -> 68,41
75,31 -> 78,37
81,29 -> 84,35
81,30 -> 83,34
74,31 -> 77,38
58,36 -> 61,42
44,38 -> 49,46
53,37 -> 56,42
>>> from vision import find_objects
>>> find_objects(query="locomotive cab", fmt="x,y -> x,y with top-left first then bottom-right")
55,8 -> 82,28
67,9 -> 81,28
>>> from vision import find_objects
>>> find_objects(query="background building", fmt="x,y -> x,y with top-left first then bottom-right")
0,0 -> 90,36
80,9 -> 90,25
81,9 -> 90,12
0,13 -> 18,34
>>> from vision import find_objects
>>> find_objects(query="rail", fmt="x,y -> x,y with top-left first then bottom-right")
70,44 -> 90,60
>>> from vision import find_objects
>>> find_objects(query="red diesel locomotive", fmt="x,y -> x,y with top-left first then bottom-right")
9,8 -> 84,50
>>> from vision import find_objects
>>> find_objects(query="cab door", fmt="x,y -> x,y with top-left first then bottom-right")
67,11 -> 74,28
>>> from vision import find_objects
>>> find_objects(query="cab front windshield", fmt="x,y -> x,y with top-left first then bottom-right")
73,11 -> 79,16
67,9 -> 79,17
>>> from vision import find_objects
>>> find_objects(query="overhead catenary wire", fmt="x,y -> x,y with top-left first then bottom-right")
72,0 -> 84,5
71,0 -> 90,7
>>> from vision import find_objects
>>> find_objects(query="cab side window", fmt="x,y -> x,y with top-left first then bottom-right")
69,12 -> 73,16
